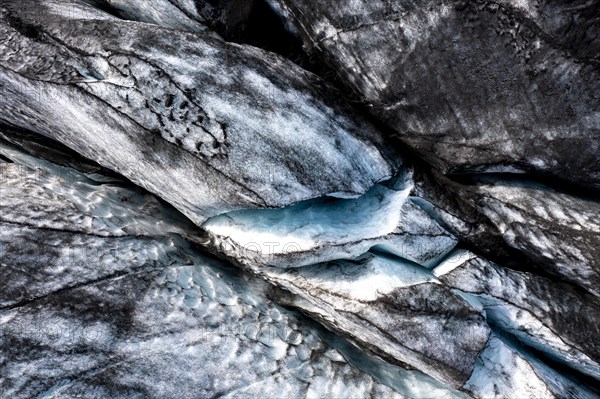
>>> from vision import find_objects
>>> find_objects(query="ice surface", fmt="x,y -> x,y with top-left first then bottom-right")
0,6 -> 400,224
2,2 -> 599,397
202,175 -> 457,269
79,0 -> 213,33
0,144 -> 199,240
261,251 -> 490,388
0,155 -> 411,398
436,250 -> 600,382
0,256 -> 409,398
468,178 -> 600,296
464,334 -> 597,399
432,249 -> 477,277
483,297 -> 600,380
267,252 -> 438,301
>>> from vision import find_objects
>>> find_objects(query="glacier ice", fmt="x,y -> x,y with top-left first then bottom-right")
1,0 -> 599,397
201,173 -> 457,269
0,155 -> 410,398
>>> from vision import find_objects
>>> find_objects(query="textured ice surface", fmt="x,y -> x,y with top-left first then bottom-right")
0,127 -> 123,183
465,335 -> 555,398
436,251 -> 600,381
202,175 -> 457,269
270,0 -> 600,188
0,146 -> 199,240
264,251 -> 490,388
312,324 -> 467,399
0,256 -> 408,398
0,221 -> 196,308
80,0 -> 215,33
0,155 -> 412,399
2,1 -> 599,397
464,335 -> 597,399
466,178 -> 600,296
0,0 -> 400,224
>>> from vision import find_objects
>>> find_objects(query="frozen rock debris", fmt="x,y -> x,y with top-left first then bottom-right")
1,0 -> 599,398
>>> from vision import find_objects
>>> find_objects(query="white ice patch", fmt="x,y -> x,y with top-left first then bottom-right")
433,250 -> 477,277
269,252 -> 438,302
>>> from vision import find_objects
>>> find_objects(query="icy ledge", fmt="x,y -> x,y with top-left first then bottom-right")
263,250 -> 490,388
201,172 -> 458,269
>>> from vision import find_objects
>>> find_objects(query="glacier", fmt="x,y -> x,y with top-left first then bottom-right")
1,0 -> 599,398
